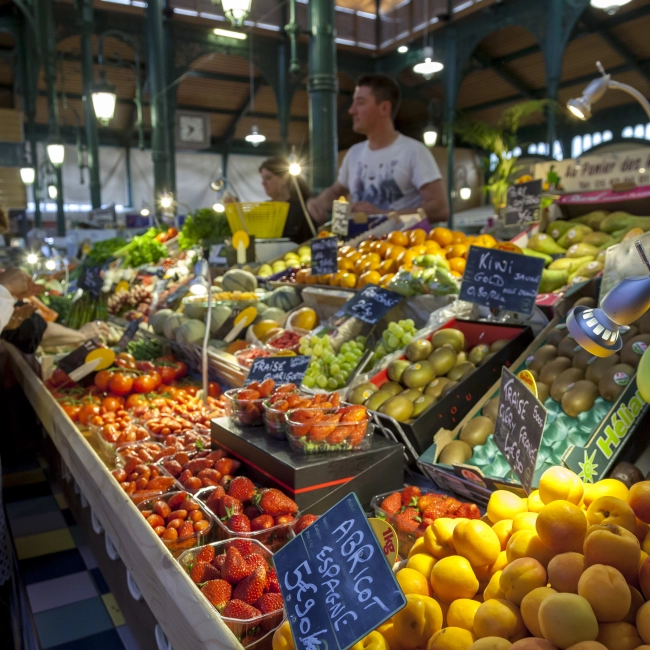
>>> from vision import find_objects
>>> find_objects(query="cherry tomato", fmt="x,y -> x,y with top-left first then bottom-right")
136,361 -> 155,373
158,366 -> 176,384
208,382 -> 222,398
109,373 -> 134,396
115,353 -> 137,370
51,368 -> 72,388
149,371 -> 162,389
102,396 -> 122,412
117,352 -> 136,365
173,362 -> 188,380
133,375 -> 156,394
184,385 -> 198,397
126,394 -> 149,410
62,404 -> 82,422
95,370 -> 115,391
78,403 -> 101,425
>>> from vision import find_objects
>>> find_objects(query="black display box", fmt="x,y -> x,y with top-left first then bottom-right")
211,417 -> 404,513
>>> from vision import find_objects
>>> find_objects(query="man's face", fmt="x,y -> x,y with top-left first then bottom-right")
349,85 -> 389,134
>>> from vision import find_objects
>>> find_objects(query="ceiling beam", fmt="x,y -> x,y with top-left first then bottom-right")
471,47 -> 538,99
222,77 -> 264,143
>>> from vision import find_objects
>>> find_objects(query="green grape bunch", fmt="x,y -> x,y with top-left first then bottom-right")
370,319 -> 417,365
300,333 -> 367,390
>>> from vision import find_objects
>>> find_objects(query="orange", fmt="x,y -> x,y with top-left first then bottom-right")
339,245 -> 354,257
388,230 -> 409,247
364,252 -> 382,265
359,270 -> 381,289
338,257 -> 355,272
339,272 -> 357,288
536,501 -> 587,554
449,244 -> 469,259
295,268 -> 310,283
450,270 -> 463,278
305,272 -> 318,285
387,245 -> 407,261
379,259 -> 397,274
432,227 -> 453,247
444,245 -> 455,258
396,567 -> 432,596
370,240 -> 383,253
450,258 -> 467,274
379,273 -> 395,287
348,251 -> 362,263
375,240 -> 390,258
330,272 -> 343,287
358,240 -> 374,252
226,340 -> 248,354
410,245 -> 428,256
398,250 -> 417,266
425,240 -> 443,252
451,231 -> 467,244
409,228 -> 427,246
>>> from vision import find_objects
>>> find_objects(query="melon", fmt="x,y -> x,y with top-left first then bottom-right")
221,269 -> 257,293
176,319 -> 206,345
261,307 -> 286,322
163,313 -> 189,340
209,339 -> 227,350
183,296 -> 208,320
209,305 -> 233,335
268,286 -> 300,310
150,309 -> 173,336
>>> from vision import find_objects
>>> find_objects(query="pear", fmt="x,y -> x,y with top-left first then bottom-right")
582,231 -> 614,248
569,260 -> 603,283
570,210 -> 609,230
539,268 -> 569,293
600,212 -> 650,234
557,224 -> 593,249
523,248 -> 553,267
565,243 -> 600,259
528,233 -> 566,255
547,220 -> 574,240
597,250 -> 607,264
548,256 -> 593,273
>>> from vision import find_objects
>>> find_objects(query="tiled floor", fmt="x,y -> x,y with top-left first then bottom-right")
3,458 -> 140,650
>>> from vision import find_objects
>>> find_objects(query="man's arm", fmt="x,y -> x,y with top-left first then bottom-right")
418,179 -> 450,224
307,181 -> 349,225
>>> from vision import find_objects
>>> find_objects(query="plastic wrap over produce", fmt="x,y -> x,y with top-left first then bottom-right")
600,230 -> 650,299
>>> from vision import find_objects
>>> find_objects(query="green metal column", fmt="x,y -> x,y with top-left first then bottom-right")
163,0 -> 176,197
307,0 -> 338,194
36,0 -> 65,235
278,40 -> 290,153
445,26 -> 458,228
79,0 -> 102,209
545,0 -> 563,156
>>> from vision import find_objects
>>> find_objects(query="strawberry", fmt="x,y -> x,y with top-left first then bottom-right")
401,486 -> 421,507
255,489 -> 298,517
216,495 -> 243,519
442,497 -> 462,515
200,579 -> 232,611
215,458 -> 240,476
265,567 -> 280,593
205,486 -> 226,513
196,545 -> 216,564
294,514 -> 318,534
456,503 -> 481,519
221,545 -> 254,584
227,476 -> 257,503
244,505 -> 261,520
190,561 -> 221,584
380,492 -> 402,515
222,599 -> 261,620
422,501 -> 449,521
246,553 -> 267,571
251,514 -> 274,531
226,514 -> 251,533
233,566 -> 267,605
418,493 -> 445,512
274,514 -> 294,525
231,538 -> 254,557
212,554 -> 227,572
394,507 -> 421,533
255,592 -> 284,631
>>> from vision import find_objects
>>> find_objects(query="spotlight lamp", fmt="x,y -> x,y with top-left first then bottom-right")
48,184 -> 58,200
46,140 -> 65,166
423,128 -> 438,147
398,45 -> 409,54
91,79 -> 118,125
590,0 -> 632,15
413,46 -> 444,80
159,194 -> 173,210
20,167 -> 35,185
45,259 -> 57,271
221,0 -> 252,27
245,125 -> 266,146
213,202 -> 225,213
140,207 -> 150,217
26,253 -> 38,265
459,187 -> 472,201
288,148 -> 301,176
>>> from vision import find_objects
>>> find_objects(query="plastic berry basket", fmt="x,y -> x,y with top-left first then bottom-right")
144,415 -> 199,442
156,449 -> 225,495
137,490 -> 214,558
115,441 -> 165,468
91,422 -> 150,465
195,486 -> 299,552
285,408 -> 373,454
177,538 -> 282,648
224,388 -> 265,428
112,462 -> 177,504
262,402 -> 288,439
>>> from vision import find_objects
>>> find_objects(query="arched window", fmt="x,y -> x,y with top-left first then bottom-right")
592,132 -> 602,146
572,136 -> 583,158
528,144 -> 537,154
583,134 -> 592,151
622,127 -> 634,138
603,130 -> 613,141
553,141 -> 563,161
635,124 -> 645,138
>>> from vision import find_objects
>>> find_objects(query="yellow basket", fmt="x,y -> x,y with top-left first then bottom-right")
225,201 -> 289,238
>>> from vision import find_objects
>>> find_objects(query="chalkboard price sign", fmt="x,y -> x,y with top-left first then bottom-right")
337,284 -> 402,325
459,246 -> 545,315
274,493 -> 406,650
78,265 -> 103,297
331,199 -> 351,237
493,367 -> 547,494
245,355 -> 311,386
505,179 -> 543,225
311,236 -> 339,276
117,317 -> 143,351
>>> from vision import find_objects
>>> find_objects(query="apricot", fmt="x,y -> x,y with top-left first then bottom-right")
510,640 -> 557,650
583,524 -> 641,583
596,622 -> 643,650
587,497 -> 637,534
577,565 -> 631,622
538,593 -> 599,649
470,639 -> 512,650
506,530 -> 555,568
629,482 -> 650,525
407,553 -> 437,578
566,643 -> 609,650
474,564 -> 491,593
528,490 -> 545,513
623,587 -> 644,625
537,501 -> 588,554
490,551 -> 509,576
408,537 -> 427,558
636,600 -> 650,643
513,512 -> 539,534
583,480 -> 629,508
425,518 -> 461,559
635,520 -> 649,544
521,587 -> 557,638
500,558 -> 548,606
548,553 -> 586,593
428,627 -> 476,650
539,467 -> 584,506
447,599 -> 481,632
485,571 -> 506,601
474,599 -> 527,642
454,520 -> 501,567
639,556 -> 650,599
396,568 -> 431,596
376,622 -> 398,650
431,556 -> 479,603
493,520 -> 514,551
393,594 -> 443,650
488,491 -> 527,524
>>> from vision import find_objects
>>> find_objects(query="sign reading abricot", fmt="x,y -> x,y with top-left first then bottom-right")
459,246 -> 545,315
337,284 -> 402,325
245,355 -> 311,386
505,180 -> 542,226
311,236 -> 339,276
274,493 -> 406,650
494,367 -> 547,494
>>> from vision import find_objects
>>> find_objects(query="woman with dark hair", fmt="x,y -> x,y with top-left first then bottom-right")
259,156 -> 313,244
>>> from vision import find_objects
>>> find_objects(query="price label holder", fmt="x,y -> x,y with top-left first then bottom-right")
311,236 -> 339,276
331,199 -> 351,237
336,284 -> 402,325
116,317 -> 143,351
274,493 -> 406,650
245,355 -> 311,386
504,179 -> 543,226
459,246 -> 545,316
368,518 -> 398,567
57,340 -> 116,383
78,265 -> 104,297
493,367 -> 547,494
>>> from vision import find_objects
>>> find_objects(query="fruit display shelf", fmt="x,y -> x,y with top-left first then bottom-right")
210,416 -> 405,512
5,344 -> 245,650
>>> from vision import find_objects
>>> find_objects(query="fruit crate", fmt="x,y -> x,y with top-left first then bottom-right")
367,318 -> 534,463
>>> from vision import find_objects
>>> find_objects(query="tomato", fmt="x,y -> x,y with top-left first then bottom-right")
173,362 -> 188,380
208,382 -> 222,398
51,368 -> 72,388
102,396 -> 122,412
136,361 -> 155,373
184,385 -> 198,397
158,366 -> 176,384
78,404 -> 101,425
115,353 -> 137,370
95,370 -> 115,391
133,375 -> 156,394
109,373 -> 134,395
149,371 -> 162,389
125,394 -> 149,410
82,393 -> 102,405
62,404 -> 82,422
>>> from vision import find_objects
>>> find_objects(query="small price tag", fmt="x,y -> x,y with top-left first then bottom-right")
368,518 -> 398,567
311,236 -> 338,276
505,179 -> 542,226
494,367 -> 547,494
459,246 -> 545,316
331,199 -> 351,237
57,340 -> 116,382
337,284 -> 402,325
78,265 -> 103,297
245,355 -> 311,386
274,493 -> 406,650
116,318 -> 143,351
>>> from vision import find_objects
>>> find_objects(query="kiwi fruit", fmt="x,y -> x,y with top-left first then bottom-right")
611,461 -> 644,488
459,416 -> 494,448
482,397 -> 499,422
411,394 -> 435,418
621,325 -> 639,345
539,357 -> 573,385
620,334 -> 650,368
425,377 -> 452,401
468,344 -> 490,365
448,362 -> 475,382
455,351 -> 468,365
405,339 -> 432,362
528,369 -> 539,381
585,354 -> 620,384
528,345 -> 558,373
550,367 -> 585,402
573,348 -> 597,371
364,391 -> 393,411
379,395 -> 414,422
558,337 -> 579,360
634,311 -> 650,334
441,380 -> 459,397
399,388 -> 424,402
546,327 -> 567,347
438,440 -> 473,465
537,382 -> 550,403
380,381 -> 403,396
561,380 -> 599,417
387,359 -> 411,383
402,361 -> 436,389
428,347 -> 457,376
599,363 -> 635,401
490,339 -> 509,353
431,328 -> 465,352
348,383 -> 377,405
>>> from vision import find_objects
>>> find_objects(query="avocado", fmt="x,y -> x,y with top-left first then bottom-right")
620,334 -> 650,368
438,440 -> 473,465
599,363 -> 635,401
585,354 -> 621,384
431,328 -> 465,352
425,377 -> 452,401
402,361 -> 436,389
428,347 -> 457,376
405,339 -> 433,362
364,391 -> 393,412
459,416 -> 494,448
528,344 -> 558,373
550,368 -> 585,402
468,344 -> 491,365
379,395 -> 414,422
610,461 -> 644,488
411,394 -> 435,418
539,357 -> 573,385
380,381 -> 404,396
561,380 -> 599,417
447,362 -> 475,382
348,383 -> 378,405
482,397 -> 499,422
387,359 -> 411,383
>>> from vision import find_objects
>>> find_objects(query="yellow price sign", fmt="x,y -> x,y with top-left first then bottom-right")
518,369 -> 538,398
232,230 -> 250,250
369,518 -> 398,566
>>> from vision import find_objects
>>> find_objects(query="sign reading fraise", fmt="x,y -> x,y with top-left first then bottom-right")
245,355 -> 311,386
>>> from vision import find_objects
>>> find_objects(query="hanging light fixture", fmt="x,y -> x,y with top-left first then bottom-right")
423,128 -> 438,147
414,46 -> 444,79
20,167 -> 35,185
91,78 -> 118,125
46,139 -> 65,166
590,0 -> 632,15
288,149 -> 301,176
245,125 -> 265,146
48,183 -> 58,200
459,187 -> 472,200
398,45 -> 408,54
159,194 -> 173,209
221,0 -> 252,27
244,34 -> 265,146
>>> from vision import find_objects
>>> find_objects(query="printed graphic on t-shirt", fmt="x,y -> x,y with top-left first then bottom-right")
352,160 -> 404,210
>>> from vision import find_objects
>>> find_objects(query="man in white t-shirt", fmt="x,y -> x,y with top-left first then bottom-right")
307,74 -> 449,224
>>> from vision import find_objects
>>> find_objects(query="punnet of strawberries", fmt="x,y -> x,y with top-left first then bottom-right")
159,449 -> 240,493
225,379 -> 298,428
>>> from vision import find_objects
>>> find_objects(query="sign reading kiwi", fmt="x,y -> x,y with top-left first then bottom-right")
494,367 -> 547,494
460,247 -> 545,315
504,179 -> 542,225
337,284 -> 402,325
